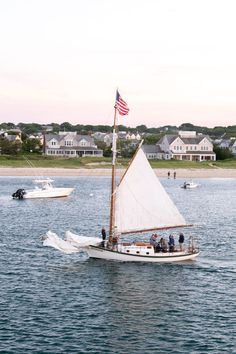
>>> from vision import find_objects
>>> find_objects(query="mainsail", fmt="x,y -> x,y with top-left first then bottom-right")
114,145 -> 187,234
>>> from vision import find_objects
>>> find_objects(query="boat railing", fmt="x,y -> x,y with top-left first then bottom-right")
188,236 -> 199,253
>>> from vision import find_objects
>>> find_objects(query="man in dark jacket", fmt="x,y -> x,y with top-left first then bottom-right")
101,228 -> 106,247
179,233 -> 184,251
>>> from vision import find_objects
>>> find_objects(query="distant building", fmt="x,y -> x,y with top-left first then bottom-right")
142,144 -> 170,160
5,133 -> 22,144
143,131 -> 216,161
229,139 -> 236,156
158,131 -> 216,161
0,129 -> 22,143
45,132 -> 103,157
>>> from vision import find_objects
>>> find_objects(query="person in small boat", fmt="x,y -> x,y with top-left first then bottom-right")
168,234 -> 175,252
101,227 -> 106,247
178,232 -> 185,251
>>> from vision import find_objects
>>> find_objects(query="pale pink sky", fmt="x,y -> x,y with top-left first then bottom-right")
1,0 -> 236,128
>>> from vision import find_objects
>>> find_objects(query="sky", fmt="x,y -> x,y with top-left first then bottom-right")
0,0 -> 236,128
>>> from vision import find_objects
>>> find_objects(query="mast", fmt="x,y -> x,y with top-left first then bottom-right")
109,106 -> 118,243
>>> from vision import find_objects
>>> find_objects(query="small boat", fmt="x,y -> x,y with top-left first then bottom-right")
42,91 -> 199,263
181,181 -> 199,189
12,178 -> 74,199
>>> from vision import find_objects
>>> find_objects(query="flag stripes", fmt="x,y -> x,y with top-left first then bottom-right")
115,90 -> 129,116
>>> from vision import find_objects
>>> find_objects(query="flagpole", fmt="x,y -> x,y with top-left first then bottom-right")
109,103 -> 118,244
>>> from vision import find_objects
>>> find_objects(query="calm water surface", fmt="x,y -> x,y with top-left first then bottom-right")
0,176 -> 235,353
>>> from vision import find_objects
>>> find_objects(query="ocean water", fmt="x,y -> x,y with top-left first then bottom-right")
0,176 -> 235,354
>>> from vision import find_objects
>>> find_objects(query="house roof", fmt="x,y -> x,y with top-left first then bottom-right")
142,144 -> 164,154
46,133 -> 94,145
180,137 -> 205,144
158,135 -> 177,145
159,134 -> 212,145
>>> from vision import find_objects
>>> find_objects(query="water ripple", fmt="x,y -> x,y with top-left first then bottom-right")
0,177 -> 236,353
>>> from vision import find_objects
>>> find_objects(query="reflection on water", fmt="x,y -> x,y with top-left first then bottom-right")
0,176 -> 236,353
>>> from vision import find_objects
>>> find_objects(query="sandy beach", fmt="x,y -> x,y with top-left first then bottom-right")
0,167 -> 236,178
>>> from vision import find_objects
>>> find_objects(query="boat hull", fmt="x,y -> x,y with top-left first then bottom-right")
181,183 -> 198,189
85,245 -> 200,263
23,188 -> 74,199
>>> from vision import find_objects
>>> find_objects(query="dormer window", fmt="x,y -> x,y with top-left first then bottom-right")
65,140 -> 73,146
80,139 -> 88,147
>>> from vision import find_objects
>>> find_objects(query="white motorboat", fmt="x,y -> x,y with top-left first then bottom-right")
12,178 -> 74,199
181,181 -> 199,189
42,90 -> 199,263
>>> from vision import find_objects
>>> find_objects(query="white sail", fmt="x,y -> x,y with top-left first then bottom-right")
115,147 -> 187,234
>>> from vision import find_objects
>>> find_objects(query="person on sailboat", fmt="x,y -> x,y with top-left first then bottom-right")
168,234 -> 175,252
160,237 -> 168,252
150,234 -> 158,246
101,228 -> 106,247
178,233 -> 185,251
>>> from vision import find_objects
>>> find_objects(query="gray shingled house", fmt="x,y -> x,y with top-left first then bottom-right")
45,132 -> 103,157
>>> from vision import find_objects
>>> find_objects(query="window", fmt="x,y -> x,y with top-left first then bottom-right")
80,140 -> 88,147
65,140 -> 73,146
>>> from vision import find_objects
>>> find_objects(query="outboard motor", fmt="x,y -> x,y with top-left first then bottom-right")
12,189 -> 26,200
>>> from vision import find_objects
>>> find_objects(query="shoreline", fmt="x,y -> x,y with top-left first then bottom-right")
0,167 -> 236,178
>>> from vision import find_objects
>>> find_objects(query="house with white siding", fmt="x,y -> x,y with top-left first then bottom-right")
143,131 -> 216,161
158,131 -> 216,161
229,139 -> 236,156
45,132 -> 103,157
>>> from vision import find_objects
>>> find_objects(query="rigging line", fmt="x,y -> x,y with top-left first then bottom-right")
23,155 -> 45,180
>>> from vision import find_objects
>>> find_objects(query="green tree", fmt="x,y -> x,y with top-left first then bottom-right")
22,138 -> 42,153
0,137 -> 22,154
60,122 -> 73,131
213,146 -> 233,160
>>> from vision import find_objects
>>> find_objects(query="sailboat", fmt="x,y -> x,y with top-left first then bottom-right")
42,91 -> 199,262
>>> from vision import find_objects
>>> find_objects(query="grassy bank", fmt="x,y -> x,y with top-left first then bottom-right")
0,154 -> 236,169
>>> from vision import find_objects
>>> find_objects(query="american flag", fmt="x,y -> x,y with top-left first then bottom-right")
115,90 -> 129,116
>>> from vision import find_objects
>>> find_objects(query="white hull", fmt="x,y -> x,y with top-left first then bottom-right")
85,245 -> 200,263
24,187 -> 74,199
181,183 -> 198,189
